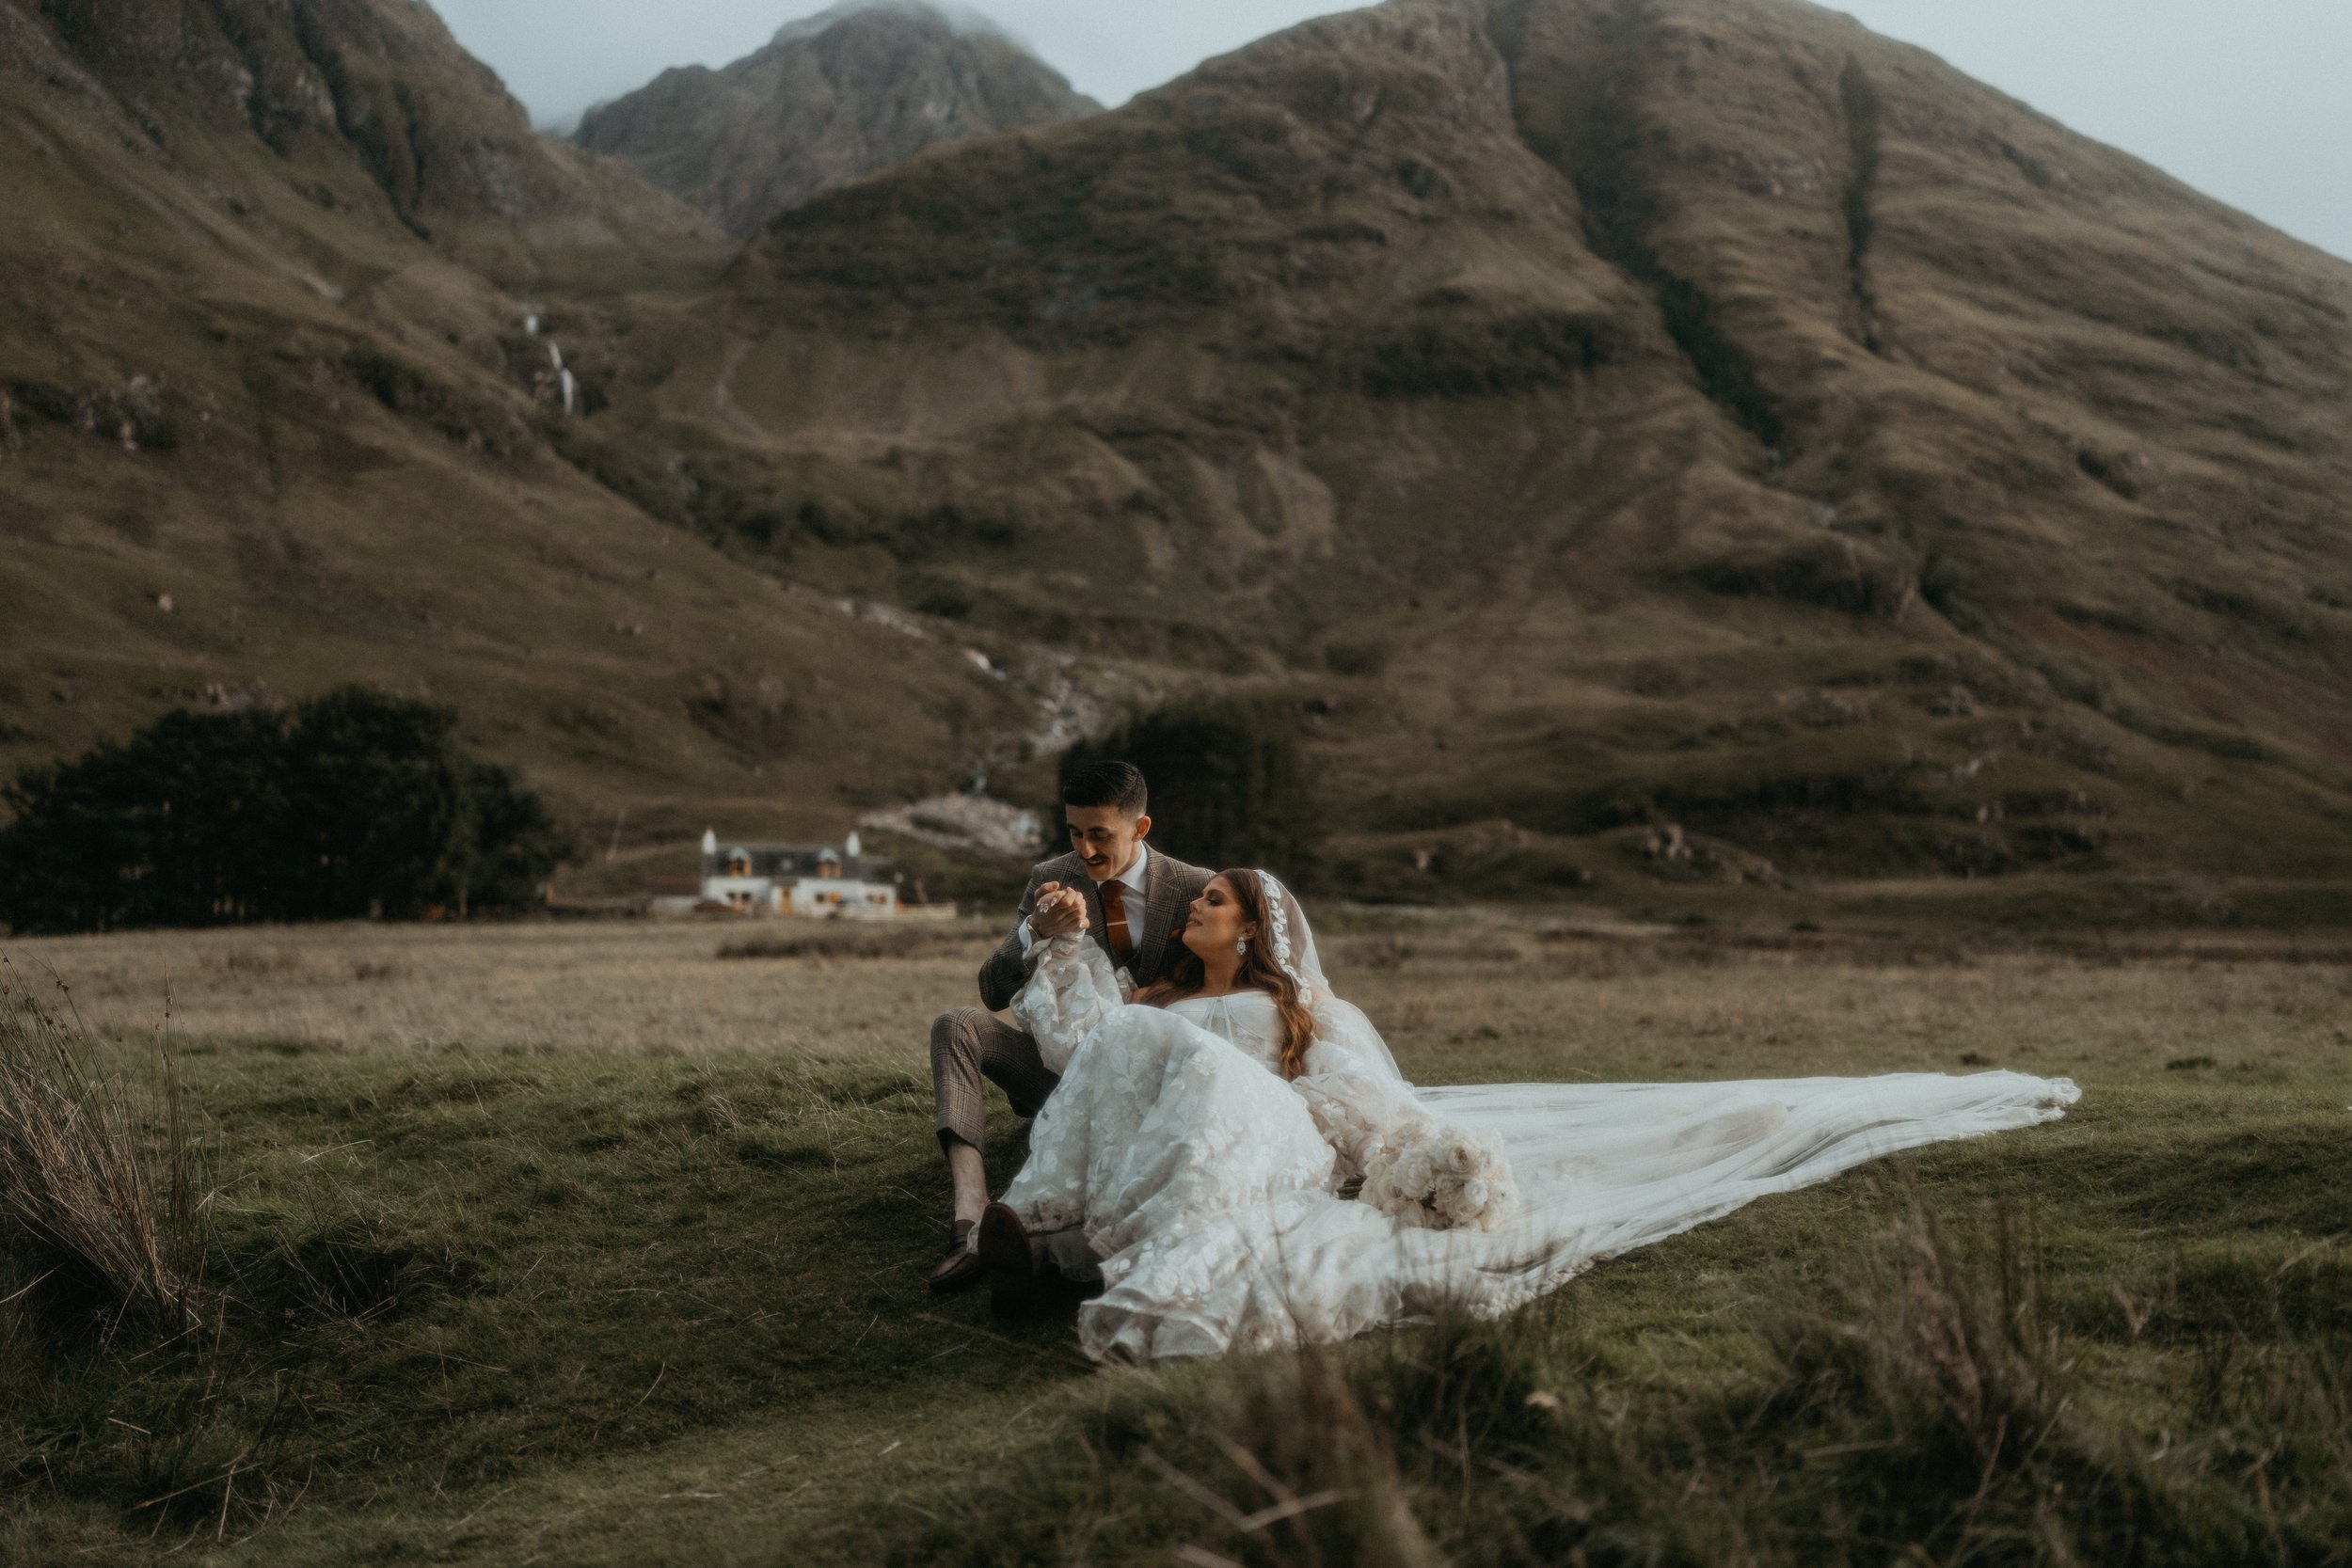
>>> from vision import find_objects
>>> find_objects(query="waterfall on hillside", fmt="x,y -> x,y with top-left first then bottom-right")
527,323 -> 577,416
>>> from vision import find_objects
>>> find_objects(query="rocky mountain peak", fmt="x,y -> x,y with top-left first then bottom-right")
771,0 -> 1014,48
573,0 -> 1100,239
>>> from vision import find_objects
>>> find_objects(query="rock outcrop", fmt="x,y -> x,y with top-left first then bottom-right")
575,0 -> 1099,238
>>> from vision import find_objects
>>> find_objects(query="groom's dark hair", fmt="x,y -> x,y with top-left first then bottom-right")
1062,759 -> 1148,817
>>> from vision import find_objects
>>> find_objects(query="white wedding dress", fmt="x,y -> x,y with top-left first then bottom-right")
998,876 -> 2081,1364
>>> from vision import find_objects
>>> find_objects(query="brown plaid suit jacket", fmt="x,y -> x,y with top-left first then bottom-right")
977,847 -> 1215,1013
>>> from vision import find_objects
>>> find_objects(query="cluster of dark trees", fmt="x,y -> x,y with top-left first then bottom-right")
1058,698 -> 1323,878
0,687 -> 571,936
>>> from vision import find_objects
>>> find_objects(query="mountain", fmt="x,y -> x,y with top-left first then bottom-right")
0,0 -> 1032,856
574,1 -> 1100,240
8,0 -> 2352,917
562,0 -> 2352,897
0,0 -> 722,287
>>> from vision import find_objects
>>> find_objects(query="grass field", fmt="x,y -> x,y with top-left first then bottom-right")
4,911 -> 2349,1564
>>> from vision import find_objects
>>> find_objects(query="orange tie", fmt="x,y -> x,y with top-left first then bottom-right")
1102,880 -> 1135,965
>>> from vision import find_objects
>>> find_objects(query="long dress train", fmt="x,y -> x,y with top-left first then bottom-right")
996,911 -> 2079,1364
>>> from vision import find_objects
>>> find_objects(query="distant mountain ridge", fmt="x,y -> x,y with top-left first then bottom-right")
574,0 -> 1100,239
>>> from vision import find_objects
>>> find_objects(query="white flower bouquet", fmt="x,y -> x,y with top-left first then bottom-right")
1359,1121 -> 1519,1233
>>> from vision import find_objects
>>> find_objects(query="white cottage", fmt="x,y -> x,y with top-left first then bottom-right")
691,829 -> 900,918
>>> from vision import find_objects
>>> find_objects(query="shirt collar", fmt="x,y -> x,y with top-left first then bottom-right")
1112,842 -> 1152,897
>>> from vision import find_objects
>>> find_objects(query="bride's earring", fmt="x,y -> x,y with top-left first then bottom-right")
1236,937 -> 1249,957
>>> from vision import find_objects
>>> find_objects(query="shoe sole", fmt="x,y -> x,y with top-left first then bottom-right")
976,1202 -> 1038,1276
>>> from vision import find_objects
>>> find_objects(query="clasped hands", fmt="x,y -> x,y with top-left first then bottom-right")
1029,881 -> 1091,940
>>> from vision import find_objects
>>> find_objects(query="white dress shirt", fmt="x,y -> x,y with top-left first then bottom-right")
1018,841 -> 1152,958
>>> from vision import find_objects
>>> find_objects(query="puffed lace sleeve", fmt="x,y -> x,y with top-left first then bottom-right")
1009,932 -> 1132,1075
1292,1031 -> 1519,1234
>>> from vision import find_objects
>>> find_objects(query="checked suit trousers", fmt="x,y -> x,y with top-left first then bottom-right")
930,1006 -> 1058,1154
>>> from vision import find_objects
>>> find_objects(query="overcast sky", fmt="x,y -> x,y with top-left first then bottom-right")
432,0 -> 2352,261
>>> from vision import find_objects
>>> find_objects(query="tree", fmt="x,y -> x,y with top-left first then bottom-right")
0,688 -> 572,935
1058,699 -> 1324,879
114,708 -> 292,927
1,754 -> 131,936
461,763 -> 571,913
0,710 -> 290,934
278,688 -> 474,921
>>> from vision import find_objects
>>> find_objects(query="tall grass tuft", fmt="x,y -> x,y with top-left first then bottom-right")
0,958 -> 202,1334
897,1182 -> 2352,1567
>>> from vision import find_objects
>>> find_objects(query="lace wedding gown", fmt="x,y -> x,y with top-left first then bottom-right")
998,882 -> 2081,1364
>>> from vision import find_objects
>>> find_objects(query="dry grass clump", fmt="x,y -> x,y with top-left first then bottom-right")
0,959 -> 201,1333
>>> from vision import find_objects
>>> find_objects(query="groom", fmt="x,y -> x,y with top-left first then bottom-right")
928,760 -> 1214,1293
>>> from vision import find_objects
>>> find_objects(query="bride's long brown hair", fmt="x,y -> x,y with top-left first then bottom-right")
1134,869 -> 1318,1080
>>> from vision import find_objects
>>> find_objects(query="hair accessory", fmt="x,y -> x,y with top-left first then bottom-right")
1251,869 -> 1314,1006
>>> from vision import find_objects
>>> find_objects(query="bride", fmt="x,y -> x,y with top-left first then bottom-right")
973,869 -> 2080,1364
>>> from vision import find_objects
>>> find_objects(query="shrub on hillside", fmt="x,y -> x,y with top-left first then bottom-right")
1058,699 -> 1323,878
0,688 -> 571,934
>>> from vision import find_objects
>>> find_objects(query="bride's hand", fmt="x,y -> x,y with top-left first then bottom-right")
1030,882 -> 1089,938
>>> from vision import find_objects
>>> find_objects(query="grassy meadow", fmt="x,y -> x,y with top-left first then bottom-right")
2,911 -> 2348,1565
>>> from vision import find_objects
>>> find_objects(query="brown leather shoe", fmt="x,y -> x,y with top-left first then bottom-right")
977,1202 -> 1044,1277
927,1219 -> 985,1295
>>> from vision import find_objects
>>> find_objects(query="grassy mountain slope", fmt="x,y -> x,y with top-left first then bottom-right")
570,0 -> 2352,892
0,0 -> 1030,852
8,0 -> 2352,908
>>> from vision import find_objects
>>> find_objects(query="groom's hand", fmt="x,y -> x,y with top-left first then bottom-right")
1029,882 -> 1089,938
